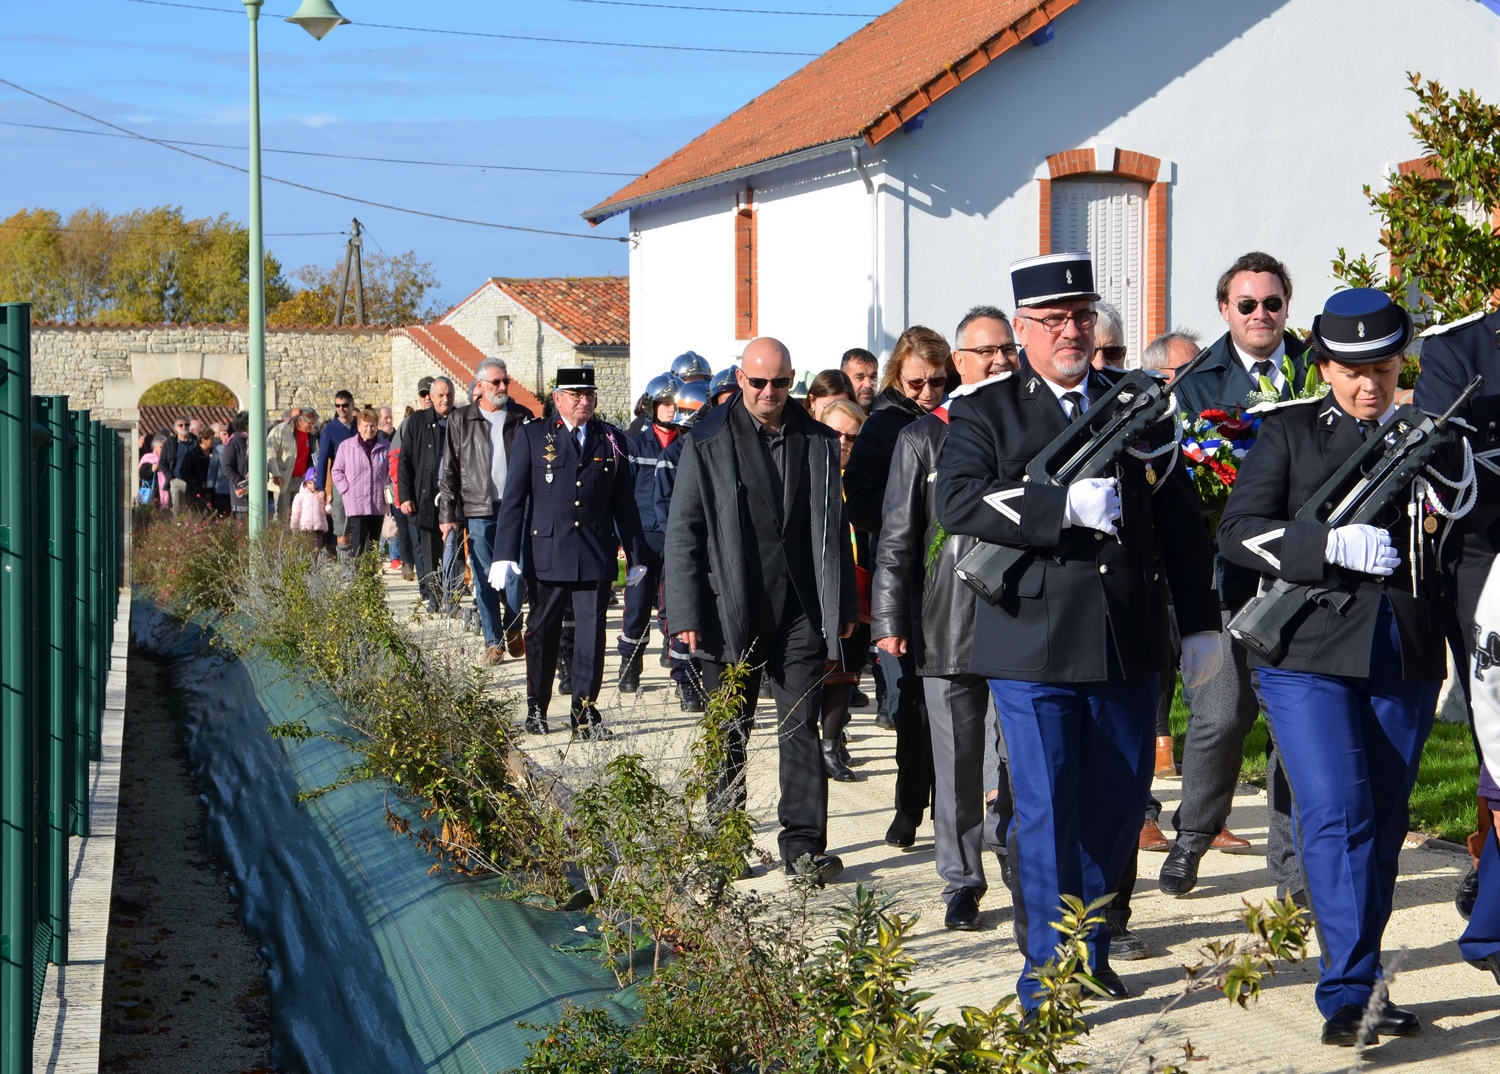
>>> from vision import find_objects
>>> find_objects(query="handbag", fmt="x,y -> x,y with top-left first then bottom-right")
137,480 -> 153,506
380,513 -> 398,541
854,563 -> 873,625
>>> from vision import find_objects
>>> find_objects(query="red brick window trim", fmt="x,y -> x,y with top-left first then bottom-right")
1037,146 -> 1168,342
734,190 -> 757,341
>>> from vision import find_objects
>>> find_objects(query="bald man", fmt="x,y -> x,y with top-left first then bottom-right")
665,337 -> 859,883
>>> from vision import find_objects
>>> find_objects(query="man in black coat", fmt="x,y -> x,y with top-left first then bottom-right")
398,376 -> 458,612
665,337 -> 859,883
935,253 -> 1221,1010
492,366 -> 650,738
1160,251 -> 1306,900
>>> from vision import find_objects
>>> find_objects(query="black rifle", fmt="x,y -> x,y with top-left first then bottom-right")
953,348 -> 1210,604
1227,375 -> 1483,662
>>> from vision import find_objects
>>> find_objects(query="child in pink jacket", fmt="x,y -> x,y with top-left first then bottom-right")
288,469 -> 328,534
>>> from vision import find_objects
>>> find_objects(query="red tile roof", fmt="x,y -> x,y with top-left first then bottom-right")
395,325 -> 544,416
138,405 -> 239,437
489,277 -> 630,347
583,0 -> 1075,223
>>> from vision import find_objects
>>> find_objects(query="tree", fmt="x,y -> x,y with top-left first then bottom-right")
138,379 -> 238,407
267,249 -> 442,326
1332,73 -> 1500,325
0,205 -> 290,323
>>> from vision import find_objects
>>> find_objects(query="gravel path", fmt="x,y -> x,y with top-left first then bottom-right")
97,649 -> 274,1074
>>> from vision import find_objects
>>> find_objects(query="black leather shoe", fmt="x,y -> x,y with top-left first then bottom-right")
1468,952 -> 1500,988
1374,1006 -> 1420,1037
759,678 -> 774,700
837,732 -> 853,767
1457,864 -> 1479,920
874,711 -> 897,731
997,852 -> 1013,890
1158,843 -> 1201,897
885,812 -> 918,848
822,741 -> 858,782
1321,1005 -> 1370,1046
944,889 -> 981,931
618,659 -> 641,694
680,686 -> 705,713
1088,966 -> 1128,1000
577,722 -> 615,742
849,686 -> 870,708
1108,921 -> 1149,961
786,852 -> 844,886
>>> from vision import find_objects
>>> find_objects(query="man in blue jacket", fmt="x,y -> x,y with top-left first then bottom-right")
318,389 -> 358,558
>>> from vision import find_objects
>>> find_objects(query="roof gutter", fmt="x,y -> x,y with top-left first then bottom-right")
582,137 -> 866,225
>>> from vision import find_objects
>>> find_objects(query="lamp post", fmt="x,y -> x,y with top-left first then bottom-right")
243,0 -> 348,538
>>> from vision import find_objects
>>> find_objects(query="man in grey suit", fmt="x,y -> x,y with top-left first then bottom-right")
665,336 -> 859,883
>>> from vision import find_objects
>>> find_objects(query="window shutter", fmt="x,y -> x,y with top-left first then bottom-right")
1050,179 -> 1147,363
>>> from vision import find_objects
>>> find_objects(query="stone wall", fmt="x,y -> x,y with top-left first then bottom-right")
389,334 -> 473,416
442,285 -> 631,419
31,323 -> 392,424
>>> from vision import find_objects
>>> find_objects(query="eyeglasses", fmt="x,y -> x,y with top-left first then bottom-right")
334,401 -> 353,409
1095,345 -> 1128,364
834,430 -> 859,443
905,376 -> 948,392
743,376 -> 792,390
1017,310 -> 1099,332
558,388 -> 596,399
957,345 -> 1020,360
1234,296 -> 1285,315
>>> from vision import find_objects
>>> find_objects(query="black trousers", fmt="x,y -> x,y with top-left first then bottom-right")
882,648 -> 934,822
526,579 -> 610,717
700,606 -> 828,866
344,514 -> 383,558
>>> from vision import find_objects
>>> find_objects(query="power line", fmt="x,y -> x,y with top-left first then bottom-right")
0,78 -> 627,243
557,0 -> 874,16
122,0 -> 821,57
0,119 -> 644,178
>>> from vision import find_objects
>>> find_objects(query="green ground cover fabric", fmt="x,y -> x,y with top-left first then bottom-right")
133,601 -> 631,1074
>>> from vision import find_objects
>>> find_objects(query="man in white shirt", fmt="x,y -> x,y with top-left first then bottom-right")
438,358 -> 533,664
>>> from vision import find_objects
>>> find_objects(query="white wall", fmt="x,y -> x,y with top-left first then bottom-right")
626,0 -> 1500,378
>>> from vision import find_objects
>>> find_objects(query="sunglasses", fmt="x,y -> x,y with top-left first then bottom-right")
1095,345 -> 1128,363
334,401 -> 353,409
1234,296 -> 1285,315
743,376 -> 792,390
480,378 -> 509,388
905,376 -> 948,392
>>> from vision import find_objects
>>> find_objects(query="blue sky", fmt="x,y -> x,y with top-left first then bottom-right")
2,0 -> 893,311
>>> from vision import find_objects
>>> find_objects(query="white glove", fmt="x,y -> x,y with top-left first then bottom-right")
625,565 -> 647,586
1325,524 -> 1400,576
1179,631 -> 1224,691
1063,477 -> 1121,535
488,560 -> 521,589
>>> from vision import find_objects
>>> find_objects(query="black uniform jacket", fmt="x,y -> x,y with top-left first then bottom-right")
494,415 -> 649,584
1217,398 -> 1461,680
1413,310 -> 1500,629
935,366 -> 1220,682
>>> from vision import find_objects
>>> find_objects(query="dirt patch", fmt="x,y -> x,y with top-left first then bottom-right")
98,649 -> 275,1074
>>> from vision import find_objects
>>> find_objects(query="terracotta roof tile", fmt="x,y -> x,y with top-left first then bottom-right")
396,325 -> 544,416
137,405 -> 239,436
490,277 -> 629,347
583,0 -> 1074,222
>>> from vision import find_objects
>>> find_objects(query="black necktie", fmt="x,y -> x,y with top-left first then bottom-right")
1359,418 -> 1379,439
1061,391 -> 1085,419
1252,360 -> 1276,384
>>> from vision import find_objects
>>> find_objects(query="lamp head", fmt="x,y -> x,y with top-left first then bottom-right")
285,0 -> 350,40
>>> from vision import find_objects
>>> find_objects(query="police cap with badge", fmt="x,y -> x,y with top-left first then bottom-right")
556,366 -> 597,392
1010,251 -> 1102,308
1309,288 -> 1414,364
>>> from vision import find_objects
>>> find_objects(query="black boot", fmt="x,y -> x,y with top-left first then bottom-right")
524,700 -> 548,735
659,641 -> 673,668
821,740 -> 857,782
1457,864 -> 1479,920
619,653 -> 643,694
837,730 -> 853,767
571,701 -> 613,741
556,656 -> 572,696
679,682 -> 705,713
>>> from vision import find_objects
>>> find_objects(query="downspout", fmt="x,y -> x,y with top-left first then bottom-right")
851,144 -> 878,355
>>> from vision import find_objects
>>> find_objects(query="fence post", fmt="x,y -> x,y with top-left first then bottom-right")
87,421 -> 103,763
38,397 -> 73,966
68,411 -> 89,839
0,302 -> 36,1074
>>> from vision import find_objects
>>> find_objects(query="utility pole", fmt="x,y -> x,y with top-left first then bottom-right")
334,218 -> 365,325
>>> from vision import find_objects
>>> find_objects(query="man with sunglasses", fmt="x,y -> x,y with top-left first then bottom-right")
1160,252 -> 1307,905
318,389 -> 360,559
935,252 -> 1221,1012
439,357 -> 532,665
665,337 -> 859,884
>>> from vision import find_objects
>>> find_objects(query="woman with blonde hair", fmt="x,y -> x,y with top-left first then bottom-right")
842,325 -> 956,847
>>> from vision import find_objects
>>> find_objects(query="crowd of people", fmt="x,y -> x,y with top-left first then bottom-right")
135,245 -> 1500,1045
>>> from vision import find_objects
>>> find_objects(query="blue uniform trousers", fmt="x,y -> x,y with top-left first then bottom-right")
1459,826 -> 1500,964
1252,600 -> 1437,1018
466,513 -> 523,646
989,664 -> 1158,1010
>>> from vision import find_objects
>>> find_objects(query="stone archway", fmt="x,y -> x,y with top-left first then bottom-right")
101,351 -> 261,423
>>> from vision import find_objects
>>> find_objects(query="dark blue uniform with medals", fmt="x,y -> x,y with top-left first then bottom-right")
934,254 -> 1220,1010
1218,290 -> 1473,1044
495,367 -> 650,735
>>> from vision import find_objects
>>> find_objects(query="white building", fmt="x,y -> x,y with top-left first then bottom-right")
585,0 -> 1500,399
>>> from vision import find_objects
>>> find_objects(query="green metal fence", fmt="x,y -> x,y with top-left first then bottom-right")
0,302 -> 122,1072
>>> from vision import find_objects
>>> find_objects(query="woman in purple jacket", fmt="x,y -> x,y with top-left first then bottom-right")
331,408 -> 392,559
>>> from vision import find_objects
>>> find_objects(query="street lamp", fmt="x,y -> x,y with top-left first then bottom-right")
243,0 -> 347,538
